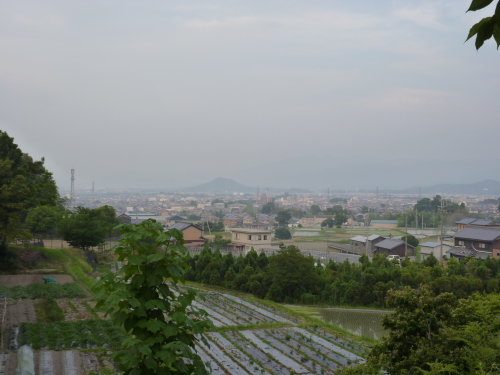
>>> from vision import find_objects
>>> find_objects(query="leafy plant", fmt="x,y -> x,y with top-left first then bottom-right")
93,219 -> 213,375
466,0 -> 500,50
35,299 -> 65,322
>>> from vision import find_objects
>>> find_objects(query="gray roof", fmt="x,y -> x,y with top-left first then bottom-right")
367,234 -> 382,241
420,242 -> 441,248
168,222 -> 201,231
167,215 -> 186,220
471,220 -> 495,226
446,247 -> 490,260
456,218 -> 477,225
375,238 -> 413,250
453,227 -> 500,242
350,236 -> 367,243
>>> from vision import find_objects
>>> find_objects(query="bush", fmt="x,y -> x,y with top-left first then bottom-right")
0,246 -> 20,272
35,299 -> 65,322
0,283 -> 86,299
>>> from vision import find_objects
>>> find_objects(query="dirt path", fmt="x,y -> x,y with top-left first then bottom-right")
0,274 -> 74,287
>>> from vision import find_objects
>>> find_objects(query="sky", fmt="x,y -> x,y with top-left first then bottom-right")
1,0 -> 499,191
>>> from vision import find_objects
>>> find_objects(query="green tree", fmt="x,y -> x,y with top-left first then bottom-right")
0,131 -> 58,254
335,213 -> 347,227
275,210 -> 291,226
342,287 -> 500,374
212,233 -> 231,247
466,0 -> 500,50
189,200 -> 197,207
93,219 -> 213,375
402,234 -> 419,248
265,246 -> 319,302
261,201 -> 276,215
321,217 -> 335,228
324,205 -> 345,215
187,214 -> 200,221
274,227 -> 291,240
310,205 -> 321,215
57,206 -> 120,250
24,205 -> 66,237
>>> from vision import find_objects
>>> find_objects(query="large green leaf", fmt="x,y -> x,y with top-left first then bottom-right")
466,17 -> 492,41
467,0 -> 495,11
494,24 -> 500,48
476,17 -> 496,49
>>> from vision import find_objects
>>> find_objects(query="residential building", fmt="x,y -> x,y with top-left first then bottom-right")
447,227 -> 500,259
168,223 -> 205,246
230,228 -> 273,251
373,238 -> 415,257
420,242 -> 450,261
455,218 -> 500,231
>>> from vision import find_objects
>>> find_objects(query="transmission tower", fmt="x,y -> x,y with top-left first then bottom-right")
70,169 -> 75,206
92,180 -> 95,203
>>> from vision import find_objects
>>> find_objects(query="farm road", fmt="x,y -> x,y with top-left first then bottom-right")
0,274 -> 74,287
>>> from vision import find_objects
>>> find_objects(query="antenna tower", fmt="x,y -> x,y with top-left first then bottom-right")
376,186 -> 379,199
70,169 -> 75,206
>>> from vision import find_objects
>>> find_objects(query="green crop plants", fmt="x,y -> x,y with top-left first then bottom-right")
35,299 -> 65,322
82,301 -> 99,318
0,283 -> 85,299
20,320 -> 126,350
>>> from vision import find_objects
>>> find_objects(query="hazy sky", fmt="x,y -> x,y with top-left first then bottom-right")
2,1 -> 499,190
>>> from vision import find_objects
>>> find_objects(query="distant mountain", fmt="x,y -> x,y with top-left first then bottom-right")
186,178 -> 254,192
400,179 -> 500,196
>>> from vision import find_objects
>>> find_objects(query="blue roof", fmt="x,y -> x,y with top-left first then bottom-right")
371,220 -> 398,224
420,242 -> 441,248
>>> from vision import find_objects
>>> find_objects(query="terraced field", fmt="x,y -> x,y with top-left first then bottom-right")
191,290 -> 368,375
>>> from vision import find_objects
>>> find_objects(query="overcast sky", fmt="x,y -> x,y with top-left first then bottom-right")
1,1 -> 499,190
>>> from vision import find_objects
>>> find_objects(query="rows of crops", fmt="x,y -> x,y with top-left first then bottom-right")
196,327 -> 365,375
191,291 -> 367,374
19,320 -> 126,350
0,283 -> 86,299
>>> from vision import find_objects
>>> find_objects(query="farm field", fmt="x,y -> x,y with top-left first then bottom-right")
289,306 -> 390,341
188,289 -> 369,374
0,245 -> 370,374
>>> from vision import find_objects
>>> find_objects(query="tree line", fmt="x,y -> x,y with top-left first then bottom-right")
186,245 -> 500,307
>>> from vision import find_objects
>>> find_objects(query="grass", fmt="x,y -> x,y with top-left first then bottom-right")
35,299 -> 65,322
63,249 -> 95,290
0,283 -> 86,299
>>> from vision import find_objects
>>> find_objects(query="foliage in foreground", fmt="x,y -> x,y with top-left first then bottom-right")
466,0 -> 500,50
0,282 -> 86,299
93,220 -> 213,375
20,319 -> 126,349
338,287 -> 500,375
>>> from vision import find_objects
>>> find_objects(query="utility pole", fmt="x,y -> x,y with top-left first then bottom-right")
70,169 -> 75,208
439,199 -> 447,262
405,210 -> 408,258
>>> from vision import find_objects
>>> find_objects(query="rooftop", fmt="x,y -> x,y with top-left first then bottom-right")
230,228 -> 272,234
453,227 -> 500,242
420,242 -> 441,248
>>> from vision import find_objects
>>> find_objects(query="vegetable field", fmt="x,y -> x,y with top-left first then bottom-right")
0,283 -> 86,299
191,290 -> 368,375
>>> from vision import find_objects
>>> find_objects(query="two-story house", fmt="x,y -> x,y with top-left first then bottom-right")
447,227 -> 500,259
230,228 -> 274,251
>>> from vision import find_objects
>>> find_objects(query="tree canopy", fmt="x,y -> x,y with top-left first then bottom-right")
261,201 -> 276,214
57,206 -> 120,250
274,227 -> 292,240
466,0 -> 500,50
339,287 -> 500,374
0,130 -> 58,253
275,210 -> 291,226
310,205 -> 321,215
